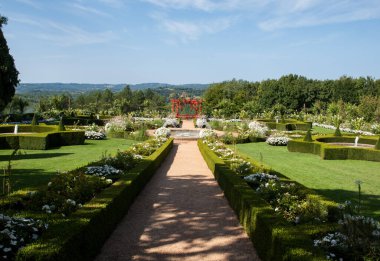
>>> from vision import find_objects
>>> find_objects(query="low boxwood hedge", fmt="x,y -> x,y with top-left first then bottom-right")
0,125 -> 85,149
257,119 -> 312,131
288,135 -> 380,162
198,139 -> 337,260
15,138 -> 174,261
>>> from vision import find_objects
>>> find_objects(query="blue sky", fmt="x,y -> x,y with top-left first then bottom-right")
1,0 -> 380,84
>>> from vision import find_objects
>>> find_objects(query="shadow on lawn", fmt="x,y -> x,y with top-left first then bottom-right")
315,188 -> 380,219
0,152 -> 74,161
96,143 -> 258,261
7,169 -> 56,192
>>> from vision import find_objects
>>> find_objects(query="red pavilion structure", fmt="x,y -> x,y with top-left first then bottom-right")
170,98 -> 203,119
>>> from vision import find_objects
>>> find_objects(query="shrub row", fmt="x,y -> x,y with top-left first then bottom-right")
0,125 -> 85,149
257,119 -> 312,131
198,140 -> 337,260
16,138 -> 174,261
288,135 -> 380,162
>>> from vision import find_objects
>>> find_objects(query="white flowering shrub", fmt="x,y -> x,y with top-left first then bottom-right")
266,136 -> 290,146
105,116 -> 130,133
213,147 -> 235,159
131,137 -> 168,156
154,127 -> 171,138
0,214 -> 47,260
244,173 -> 279,188
248,121 -> 269,137
371,123 -> 380,134
196,118 -> 208,128
85,165 -> 122,177
85,131 -> 106,140
228,158 -> 252,175
163,118 -> 180,128
314,214 -> 380,260
26,172 -> 110,216
199,129 -> 216,139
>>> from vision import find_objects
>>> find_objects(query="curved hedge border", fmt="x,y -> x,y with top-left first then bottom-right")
15,138 -> 174,261
257,119 -> 312,131
288,135 -> 380,162
0,125 -> 85,149
198,139 -> 338,261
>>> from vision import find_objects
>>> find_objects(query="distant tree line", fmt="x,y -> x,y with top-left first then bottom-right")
203,75 -> 380,121
33,86 -> 167,116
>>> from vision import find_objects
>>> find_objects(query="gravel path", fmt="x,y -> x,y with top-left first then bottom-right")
96,139 -> 259,261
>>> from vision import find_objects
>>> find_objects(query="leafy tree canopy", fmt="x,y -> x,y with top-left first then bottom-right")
0,15 -> 20,112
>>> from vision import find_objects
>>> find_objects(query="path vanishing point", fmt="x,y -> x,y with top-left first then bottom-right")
96,120 -> 260,261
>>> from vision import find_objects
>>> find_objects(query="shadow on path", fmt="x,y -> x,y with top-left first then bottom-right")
96,142 -> 259,261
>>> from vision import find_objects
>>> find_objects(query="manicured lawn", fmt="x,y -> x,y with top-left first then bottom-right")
236,142 -> 380,218
312,125 -> 350,135
0,138 -> 136,192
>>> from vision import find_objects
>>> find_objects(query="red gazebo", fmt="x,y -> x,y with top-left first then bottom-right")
170,98 -> 203,119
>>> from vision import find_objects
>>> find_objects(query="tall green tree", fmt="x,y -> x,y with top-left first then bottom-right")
0,16 -> 20,112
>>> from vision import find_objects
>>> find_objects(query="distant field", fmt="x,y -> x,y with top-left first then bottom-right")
0,138 -> 135,192
236,142 -> 380,218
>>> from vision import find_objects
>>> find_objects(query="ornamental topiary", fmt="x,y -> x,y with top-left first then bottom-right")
31,113 -> 39,126
334,126 -> 342,137
303,129 -> 313,142
375,136 -> 380,150
58,117 -> 66,131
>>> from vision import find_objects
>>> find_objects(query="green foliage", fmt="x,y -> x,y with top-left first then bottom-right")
0,16 -> 20,112
198,140 -> 335,260
375,137 -> 380,150
31,113 -> 39,126
288,136 -> 380,162
334,126 -> 342,136
58,118 -> 65,131
303,129 -> 313,142
16,138 -> 173,261
0,125 -> 84,149
99,150 -> 137,171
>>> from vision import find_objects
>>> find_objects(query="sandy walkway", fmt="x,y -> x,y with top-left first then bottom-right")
96,140 -> 259,261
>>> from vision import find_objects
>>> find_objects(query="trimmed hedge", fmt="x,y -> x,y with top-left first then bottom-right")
16,138 -> 174,261
0,125 -> 85,149
288,135 -> 380,162
257,119 -> 312,131
198,140 -> 337,261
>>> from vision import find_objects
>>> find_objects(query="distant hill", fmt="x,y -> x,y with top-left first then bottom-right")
16,83 -> 209,95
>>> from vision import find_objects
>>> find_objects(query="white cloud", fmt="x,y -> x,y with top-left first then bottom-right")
14,0 -> 41,9
153,14 -> 235,42
143,0 -> 256,12
39,22 -> 116,46
69,3 -> 111,17
258,0 -> 380,31
98,0 -> 124,8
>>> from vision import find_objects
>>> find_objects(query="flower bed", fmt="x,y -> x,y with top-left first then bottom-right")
266,135 -> 290,146
198,138 -> 338,260
0,214 -> 47,260
3,137 -> 173,260
84,130 -> 106,140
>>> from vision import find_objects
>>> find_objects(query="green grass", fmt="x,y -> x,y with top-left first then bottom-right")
0,138 -> 136,192
312,126 -> 350,135
236,142 -> 380,219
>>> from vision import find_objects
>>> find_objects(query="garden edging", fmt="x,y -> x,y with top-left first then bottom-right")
16,138 -> 174,261
198,139 -> 336,261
